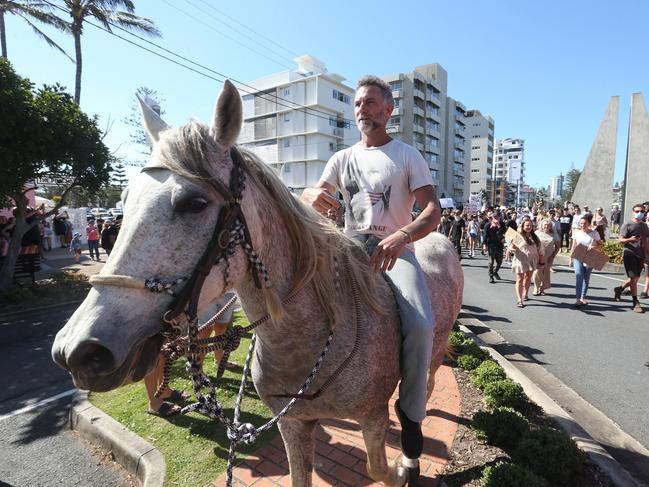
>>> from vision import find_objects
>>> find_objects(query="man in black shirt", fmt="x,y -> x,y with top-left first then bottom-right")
484,216 -> 506,283
558,208 -> 572,251
448,210 -> 465,259
614,203 -> 649,313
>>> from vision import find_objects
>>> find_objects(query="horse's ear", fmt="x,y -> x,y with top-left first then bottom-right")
212,80 -> 242,149
136,93 -> 169,144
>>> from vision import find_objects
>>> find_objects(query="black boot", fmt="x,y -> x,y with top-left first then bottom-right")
490,275 -> 495,283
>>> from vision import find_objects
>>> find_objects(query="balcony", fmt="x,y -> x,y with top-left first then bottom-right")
425,142 -> 438,152
413,106 -> 425,117
415,142 -> 425,151
391,106 -> 403,116
413,88 -> 425,99
333,127 -> 344,138
454,181 -> 465,190
386,124 -> 401,134
392,90 -> 402,99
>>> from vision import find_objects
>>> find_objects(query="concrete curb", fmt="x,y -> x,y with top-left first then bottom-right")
457,318 -> 640,487
70,391 -> 166,487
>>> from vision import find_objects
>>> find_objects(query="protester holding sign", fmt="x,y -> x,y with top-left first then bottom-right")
509,217 -> 543,308
568,214 -> 603,308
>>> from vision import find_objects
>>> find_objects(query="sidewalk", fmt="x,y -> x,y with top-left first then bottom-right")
211,365 -> 460,487
36,245 -> 106,279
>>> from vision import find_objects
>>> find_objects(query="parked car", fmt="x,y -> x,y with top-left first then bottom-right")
91,207 -> 107,216
109,208 -> 123,217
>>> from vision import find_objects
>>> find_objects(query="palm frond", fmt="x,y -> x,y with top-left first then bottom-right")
17,13 -> 74,61
110,10 -> 159,36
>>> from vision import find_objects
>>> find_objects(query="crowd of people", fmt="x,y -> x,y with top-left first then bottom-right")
438,202 -> 649,313
0,207 -> 122,262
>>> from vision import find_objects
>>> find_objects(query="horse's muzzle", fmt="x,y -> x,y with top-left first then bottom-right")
52,334 -> 164,392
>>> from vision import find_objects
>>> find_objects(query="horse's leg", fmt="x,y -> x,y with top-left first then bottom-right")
360,408 -> 406,487
277,418 -> 316,487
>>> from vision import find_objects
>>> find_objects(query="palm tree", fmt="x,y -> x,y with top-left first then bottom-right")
0,0 -> 70,59
62,0 -> 160,104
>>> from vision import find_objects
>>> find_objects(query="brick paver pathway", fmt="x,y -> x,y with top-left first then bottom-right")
212,364 -> 460,487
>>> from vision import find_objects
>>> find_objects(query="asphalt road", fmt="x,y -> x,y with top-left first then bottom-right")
0,304 -> 130,487
460,252 -> 649,449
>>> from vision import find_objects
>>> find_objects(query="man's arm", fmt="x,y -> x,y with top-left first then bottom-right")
369,185 -> 441,272
300,181 -> 341,217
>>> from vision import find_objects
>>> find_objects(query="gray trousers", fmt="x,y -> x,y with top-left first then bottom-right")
355,235 -> 436,422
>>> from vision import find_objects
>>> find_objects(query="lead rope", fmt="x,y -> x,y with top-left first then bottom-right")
165,254 -> 359,487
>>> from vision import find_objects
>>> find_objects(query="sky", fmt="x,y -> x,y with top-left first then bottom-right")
6,0 -> 649,190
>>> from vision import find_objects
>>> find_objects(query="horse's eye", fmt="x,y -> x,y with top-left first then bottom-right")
182,197 -> 208,213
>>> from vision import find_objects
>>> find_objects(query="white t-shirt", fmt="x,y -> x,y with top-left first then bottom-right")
320,139 -> 433,241
573,229 -> 600,247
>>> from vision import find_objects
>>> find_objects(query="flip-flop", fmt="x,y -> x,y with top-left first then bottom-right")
166,389 -> 190,402
147,401 -> 181,418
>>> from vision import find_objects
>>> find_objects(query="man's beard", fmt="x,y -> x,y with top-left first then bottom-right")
357,118 -> 382,134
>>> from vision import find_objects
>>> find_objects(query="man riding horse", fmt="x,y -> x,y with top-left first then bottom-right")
301,75 -> 441,478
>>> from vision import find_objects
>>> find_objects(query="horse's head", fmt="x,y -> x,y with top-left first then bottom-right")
52,81 -> 253,391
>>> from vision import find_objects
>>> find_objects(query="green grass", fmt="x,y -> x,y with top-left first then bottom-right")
89,311 -> 278,486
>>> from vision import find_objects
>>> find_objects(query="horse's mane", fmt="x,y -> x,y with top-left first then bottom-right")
155,121 -> 386,328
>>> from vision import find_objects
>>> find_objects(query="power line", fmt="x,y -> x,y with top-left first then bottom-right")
192,0 -> 299,58
180,0 -> 296,67
161,0 -> 294,70
41,0 -> 357,126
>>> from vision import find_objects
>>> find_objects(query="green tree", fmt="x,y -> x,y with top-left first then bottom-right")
111,159 -> 128,189
0,0 -> 70,59
0,58 -> 111,295
564,168 -> 581,202
60,0 -> 160,104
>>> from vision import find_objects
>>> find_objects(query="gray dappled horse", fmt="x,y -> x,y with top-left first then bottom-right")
52,81 -> 463,486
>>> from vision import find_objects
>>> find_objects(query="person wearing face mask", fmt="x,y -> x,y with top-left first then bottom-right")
614,203 -> 649,313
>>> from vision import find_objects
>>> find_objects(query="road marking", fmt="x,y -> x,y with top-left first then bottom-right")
0,388 -> 77,421
554,265 -> 626,282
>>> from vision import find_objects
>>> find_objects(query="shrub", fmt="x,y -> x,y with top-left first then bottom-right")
471,407 -> 529,448
471,360 -> 506,390
459,339 -> 489,362
457,354 -> 482,370
602,240 -> 623,264
482,461 -> 549,487
448,331 -> 465,351
513,427 -> 585,486
484,379 -> 529,412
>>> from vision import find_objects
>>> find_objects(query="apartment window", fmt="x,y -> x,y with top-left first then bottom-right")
284,138 -> 290,147
332,89 -> 350,104
393,98 -> 400,108
283,88 -> 290,96
471,145 -> 480,150
471,157 -> 480,161
390,81 -> 402,91
427,153 -> 439,164
284,113 -> 291,122
329,117 -> 350,129
471,169 -> 480,173
388,116 -> 401,126
430,169 -> 439,179
471,180 -> 480,185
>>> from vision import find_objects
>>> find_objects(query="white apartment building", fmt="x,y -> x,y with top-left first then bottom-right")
465,110 -> 495,203
550,174 -> 564,200
381,63 -> 471,203
493,138 -> 525,206
239,55 -> 359,191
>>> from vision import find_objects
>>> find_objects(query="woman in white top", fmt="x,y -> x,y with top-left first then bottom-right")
467,215 -> 480,258
568,214 -> 603,307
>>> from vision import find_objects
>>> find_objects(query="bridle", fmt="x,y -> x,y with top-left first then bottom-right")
89,146 -> 269,332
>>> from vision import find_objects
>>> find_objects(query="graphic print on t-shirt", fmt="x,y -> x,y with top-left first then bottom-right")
343,159 -> 392,234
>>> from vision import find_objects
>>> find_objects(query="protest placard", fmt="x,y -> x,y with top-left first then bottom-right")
570,244 -> 609,270
505,227 -> 527,249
